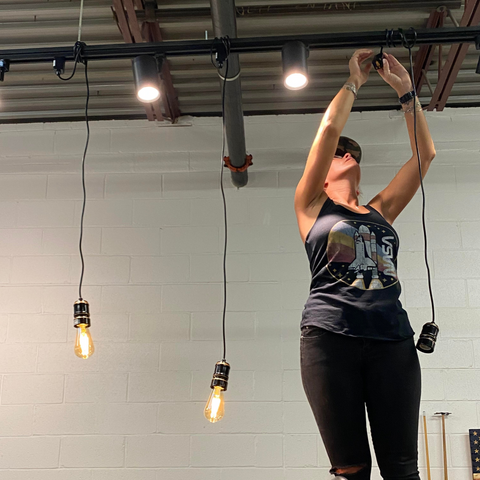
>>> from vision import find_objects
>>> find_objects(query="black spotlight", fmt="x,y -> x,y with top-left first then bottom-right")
132,55 -> 162,103
282,41 -> 309,90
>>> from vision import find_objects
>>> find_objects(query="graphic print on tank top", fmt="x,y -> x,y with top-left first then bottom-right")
326,220 -> 398,290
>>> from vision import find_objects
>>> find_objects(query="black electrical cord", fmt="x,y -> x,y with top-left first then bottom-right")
78,59 -> 90,300
400,28 -> 436,326
55,42 -> 90,300
211,36 -> 231,362
56,42 -> 84,81
220,60 -> 228,362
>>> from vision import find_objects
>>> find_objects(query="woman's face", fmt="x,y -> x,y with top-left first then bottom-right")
325,153 -> 361,192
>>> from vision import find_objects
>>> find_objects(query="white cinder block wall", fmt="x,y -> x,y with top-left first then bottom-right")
0,108 -> 478,480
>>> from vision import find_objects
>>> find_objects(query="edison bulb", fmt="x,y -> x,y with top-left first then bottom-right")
74,325 -> 94,359
204,385 -> 225,423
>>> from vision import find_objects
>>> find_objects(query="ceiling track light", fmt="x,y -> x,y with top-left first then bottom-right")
133,55 -> 163,103
282,41 -> 309,90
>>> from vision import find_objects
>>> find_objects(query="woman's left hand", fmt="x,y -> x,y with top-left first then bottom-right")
377,53 -> 413,96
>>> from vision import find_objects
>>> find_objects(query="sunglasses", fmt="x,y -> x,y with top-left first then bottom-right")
334,147 -> 361,164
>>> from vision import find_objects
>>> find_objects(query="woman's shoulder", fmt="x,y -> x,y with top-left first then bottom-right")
295,192 -> 330,244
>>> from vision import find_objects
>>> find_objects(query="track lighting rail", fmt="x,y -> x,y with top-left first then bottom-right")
1,27 -> 479,65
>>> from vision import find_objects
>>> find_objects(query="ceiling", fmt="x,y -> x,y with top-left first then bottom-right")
0,0 -> 478,123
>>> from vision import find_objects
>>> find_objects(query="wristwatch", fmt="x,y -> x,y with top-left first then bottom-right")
399,90 -> 415,104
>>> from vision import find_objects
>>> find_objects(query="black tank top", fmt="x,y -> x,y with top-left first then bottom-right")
301,196 -> 414,341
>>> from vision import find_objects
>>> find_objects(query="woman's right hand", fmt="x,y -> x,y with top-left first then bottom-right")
348,49 -> 373,88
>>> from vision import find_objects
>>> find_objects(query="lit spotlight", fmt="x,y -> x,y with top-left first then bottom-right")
132,55 -> 161,103
282,41 -> 309,90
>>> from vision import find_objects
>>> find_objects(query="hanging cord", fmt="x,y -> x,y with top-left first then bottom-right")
78,0 -> 85,42
399,27 -> 436,325
55,40 -> 90,300
78,59 -> 90,300
56,41 -> 85,81
57,2 -> 85,81
211,36 -> 231,362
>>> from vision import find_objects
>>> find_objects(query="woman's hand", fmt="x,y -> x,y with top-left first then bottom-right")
377,53 -> 413,96
348,49 -> 373,88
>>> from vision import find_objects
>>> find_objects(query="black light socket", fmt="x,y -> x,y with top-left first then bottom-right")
416,322 -> 439,354
74,299 -> 91,328
53,57 -> 66,76
209,360 -> 230,391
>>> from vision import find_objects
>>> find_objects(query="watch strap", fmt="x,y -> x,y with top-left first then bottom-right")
399,90 -> 415,104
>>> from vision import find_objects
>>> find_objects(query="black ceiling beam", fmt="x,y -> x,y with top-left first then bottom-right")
137,0 -> 463,19
1,26 -> 480,64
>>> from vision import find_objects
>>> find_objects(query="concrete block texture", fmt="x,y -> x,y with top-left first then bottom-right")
0,110 -> 476,476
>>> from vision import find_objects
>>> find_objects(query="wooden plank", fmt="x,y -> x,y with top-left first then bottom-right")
144,22 -> 171,120
112,0 -> 157,120
123,0 -> 144,43
111,0 -> 133,42
151,98 -> 164,121
145,103 -> 155,121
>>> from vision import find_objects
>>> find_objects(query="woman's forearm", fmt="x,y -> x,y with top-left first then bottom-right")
321,75 -> 361,134
396,84 -> 436,161
403,104 -> 436,161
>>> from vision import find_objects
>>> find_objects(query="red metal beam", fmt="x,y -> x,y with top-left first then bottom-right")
428,0 -> 480,110
413,7 -> 447,95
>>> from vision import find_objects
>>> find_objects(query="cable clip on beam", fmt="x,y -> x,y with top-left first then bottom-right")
212,36 -> 231,69
74,41 -> 87,65
223,154 -> 253,173
0,59 -> 10,82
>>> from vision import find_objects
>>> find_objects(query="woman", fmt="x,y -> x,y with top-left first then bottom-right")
294,49 -> 436,480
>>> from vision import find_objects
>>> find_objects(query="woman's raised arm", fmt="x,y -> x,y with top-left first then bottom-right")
294,49 -> 373,211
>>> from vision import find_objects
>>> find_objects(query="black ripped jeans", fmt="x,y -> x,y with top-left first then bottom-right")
300,325 -> 421,480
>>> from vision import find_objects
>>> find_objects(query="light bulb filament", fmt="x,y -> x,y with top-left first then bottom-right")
74,325 -> 94,359
204,385 -> 225,423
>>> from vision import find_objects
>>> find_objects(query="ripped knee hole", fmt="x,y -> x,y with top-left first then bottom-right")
333,464 -> 367,475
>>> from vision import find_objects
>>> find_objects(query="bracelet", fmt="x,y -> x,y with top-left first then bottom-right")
343,82 -> 358,100
402,98 -> 423,114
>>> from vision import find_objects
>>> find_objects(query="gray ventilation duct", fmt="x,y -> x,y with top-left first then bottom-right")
210,0 -> 249,188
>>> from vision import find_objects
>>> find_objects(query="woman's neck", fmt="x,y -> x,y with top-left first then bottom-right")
325,181 -> 360,209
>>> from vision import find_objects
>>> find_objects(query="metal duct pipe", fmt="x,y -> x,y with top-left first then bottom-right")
210,0 -> 248,188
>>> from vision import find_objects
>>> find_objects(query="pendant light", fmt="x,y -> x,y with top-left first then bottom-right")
282,41 -> 309,90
